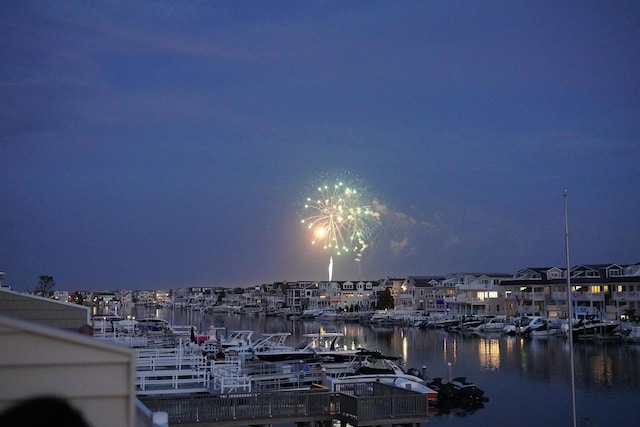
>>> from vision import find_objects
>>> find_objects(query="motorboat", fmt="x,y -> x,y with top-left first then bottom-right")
316,309 -> 339,321
504,316 -> 559,337
252,332 -> 316,362
218,330 -> 258,357
473,315 -> 512,333
449,315 -> 486,332
301,332 -> 360,363
367,311 -> 394,326
326,354 -> 439,402
561,317 -> 621,341
136,317 -> 172,334
114,316 -> 138,334
300,308 -> 325,319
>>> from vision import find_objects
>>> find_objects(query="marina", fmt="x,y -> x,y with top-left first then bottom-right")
94,305 -> 640,427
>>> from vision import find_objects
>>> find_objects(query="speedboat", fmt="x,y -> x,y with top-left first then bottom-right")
302,332 -> 360,363
217,330 -> 258,357
300,308 -> 325,319
326,354 -> 438,402
316,309 -> 339,321
474,315 -> 512,333
136,317 -> 172,334
561,317 -> 621,341
504,316 -> 558,337
449,316 -> 486,332
252,332 -> 316,362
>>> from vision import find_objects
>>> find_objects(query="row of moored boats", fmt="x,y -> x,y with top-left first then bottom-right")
90,313 -> 487,408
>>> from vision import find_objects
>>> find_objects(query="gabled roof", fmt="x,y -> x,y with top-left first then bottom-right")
408,276 -> 445,287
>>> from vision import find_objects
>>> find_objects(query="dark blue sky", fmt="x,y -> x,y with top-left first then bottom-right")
1,1 -> 639,291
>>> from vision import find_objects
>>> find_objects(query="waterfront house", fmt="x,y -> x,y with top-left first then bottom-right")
443,272 -> 512,317
499,263 -> 640,320
403,276 -> 448,313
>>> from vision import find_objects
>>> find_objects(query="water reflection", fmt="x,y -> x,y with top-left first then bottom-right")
477,336 -> 500,372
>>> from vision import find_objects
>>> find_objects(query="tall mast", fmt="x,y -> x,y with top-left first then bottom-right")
564,189 -> 577,427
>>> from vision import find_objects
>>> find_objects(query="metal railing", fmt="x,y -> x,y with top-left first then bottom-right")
139,382 -> 431,426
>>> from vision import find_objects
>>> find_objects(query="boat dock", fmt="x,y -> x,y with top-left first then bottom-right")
139,381 -> 432,427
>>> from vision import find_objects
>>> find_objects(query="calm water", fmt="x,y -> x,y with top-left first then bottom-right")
127,307 -> 640,426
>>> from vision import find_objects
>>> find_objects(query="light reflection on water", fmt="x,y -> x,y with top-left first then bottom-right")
123,307 -> 639,427
477,336 -> 501,372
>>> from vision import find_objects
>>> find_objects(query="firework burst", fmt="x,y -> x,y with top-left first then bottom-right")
301,180 -> 380,262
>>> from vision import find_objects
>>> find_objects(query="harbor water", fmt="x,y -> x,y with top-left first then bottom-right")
127,307 -> 640,426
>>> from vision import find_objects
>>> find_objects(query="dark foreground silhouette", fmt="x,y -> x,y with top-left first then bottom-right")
0,396 -> 91,427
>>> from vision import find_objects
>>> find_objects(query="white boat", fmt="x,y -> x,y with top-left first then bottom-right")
301,332 -> 360,363
114,317 -> 138,334
474,315 -> 512,333
209,304 -> 233,313
367,311 -> 394,326
136,317 -> 172,334
300,308 -> 325,319
388,309 -> 429,326
326,355 -> 438,402
449,316 -> 486,332
252,332 -> 316,362
316,309 -> 339,321
504,316 -> 558,337
252,332 -> 359,363
424,315 -> 461,329
219,330 -> 257,353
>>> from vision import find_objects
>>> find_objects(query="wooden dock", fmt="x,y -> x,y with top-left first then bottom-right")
139,382 -> 432,427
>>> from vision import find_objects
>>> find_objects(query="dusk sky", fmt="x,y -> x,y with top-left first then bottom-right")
1,1 -> 639,291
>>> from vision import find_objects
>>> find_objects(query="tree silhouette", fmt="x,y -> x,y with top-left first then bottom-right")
35,275 -> 55,297
376,288 -> 394,310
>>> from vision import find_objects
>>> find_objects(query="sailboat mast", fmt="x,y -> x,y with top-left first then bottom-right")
564,189 -> 577,427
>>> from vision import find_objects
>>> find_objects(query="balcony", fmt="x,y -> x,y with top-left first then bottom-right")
551,292 -> 605,302
612,291 -> 639,301
456,284 -> 494,290
448,297 -> 483,304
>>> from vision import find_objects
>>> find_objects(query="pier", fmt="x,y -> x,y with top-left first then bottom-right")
139,382 -> 432,427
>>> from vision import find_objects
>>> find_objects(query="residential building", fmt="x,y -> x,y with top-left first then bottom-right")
499,263 -> 640,320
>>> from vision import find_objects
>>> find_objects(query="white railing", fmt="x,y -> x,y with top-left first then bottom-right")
209,359 -> 251,394
135,347 -> 211,395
